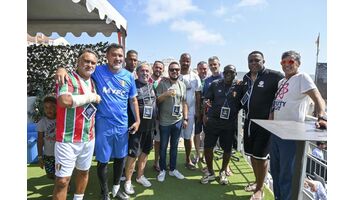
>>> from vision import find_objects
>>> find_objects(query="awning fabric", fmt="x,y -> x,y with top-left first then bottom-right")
27,0 -> 127,37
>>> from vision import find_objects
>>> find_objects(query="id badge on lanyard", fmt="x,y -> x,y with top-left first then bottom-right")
172,105 -> 181,117
143,105 -> 153,119
82,103 -> 97,120
220,106 -> 230,119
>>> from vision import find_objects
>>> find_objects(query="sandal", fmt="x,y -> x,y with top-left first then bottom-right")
185,162 -> 196,170
225,168 -> 233,176
244,182 -> 257,192
250,191 -> 264,200
153,164 -> 160,172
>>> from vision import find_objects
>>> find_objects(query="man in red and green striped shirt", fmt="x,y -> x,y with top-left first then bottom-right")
53,49 -> 101,200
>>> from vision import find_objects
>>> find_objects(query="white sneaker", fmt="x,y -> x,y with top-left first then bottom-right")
219,171 -> 229,185
112,184 -> 120,197
169,169 -> 185,179
124,181 -> 135,195
157,170 -> 166,182
136,175 -> 152,187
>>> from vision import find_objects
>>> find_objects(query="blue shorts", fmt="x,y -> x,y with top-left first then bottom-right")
95,118 -> 128,163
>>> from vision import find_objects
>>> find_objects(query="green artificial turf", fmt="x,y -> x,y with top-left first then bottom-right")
27,150 -> 274,200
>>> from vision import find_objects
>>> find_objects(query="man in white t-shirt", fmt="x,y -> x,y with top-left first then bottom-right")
269,50 -> 327,200
179,53 -> 202,170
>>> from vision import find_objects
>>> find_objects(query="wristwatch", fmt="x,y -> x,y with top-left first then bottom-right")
318,115 -> 327,121
184,118 -> 188,121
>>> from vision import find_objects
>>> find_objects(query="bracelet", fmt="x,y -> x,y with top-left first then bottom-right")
38,155 -> 43,159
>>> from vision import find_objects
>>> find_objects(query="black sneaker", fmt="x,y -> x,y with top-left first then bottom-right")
117,190 -> 130,200
102,194 -> 111,200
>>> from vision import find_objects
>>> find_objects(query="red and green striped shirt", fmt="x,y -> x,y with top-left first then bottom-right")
56,72 -> 96,143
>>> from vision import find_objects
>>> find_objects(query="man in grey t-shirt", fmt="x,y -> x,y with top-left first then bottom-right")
156,61 -> 188,182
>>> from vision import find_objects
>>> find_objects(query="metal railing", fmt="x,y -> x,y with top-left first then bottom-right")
235,112 -> 327,199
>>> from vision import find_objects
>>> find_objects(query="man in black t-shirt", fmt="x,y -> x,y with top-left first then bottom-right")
201,65 -> 242,185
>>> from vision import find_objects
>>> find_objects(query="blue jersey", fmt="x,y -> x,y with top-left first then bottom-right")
203,73 -> 223,98
92,64 -> 137,128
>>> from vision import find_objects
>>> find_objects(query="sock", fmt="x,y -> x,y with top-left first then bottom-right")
73,194 -> 84,200
113,157 -> 126,185
97,162 -> 109,195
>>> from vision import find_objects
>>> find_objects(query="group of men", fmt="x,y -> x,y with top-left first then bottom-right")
52,43 -> 327,200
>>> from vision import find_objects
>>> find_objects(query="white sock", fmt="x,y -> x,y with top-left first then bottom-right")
125,180 -> 131,185
73,194 -> 84,200
112,184 -> 120,196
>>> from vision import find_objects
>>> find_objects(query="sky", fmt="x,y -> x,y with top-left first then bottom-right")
61,0 -> 327,75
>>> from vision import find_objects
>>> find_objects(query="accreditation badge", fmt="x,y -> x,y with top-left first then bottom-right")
220,107 -> 230,119
143,105 -> 153,119
172,105 -> 181,117
82,103 -> 97,120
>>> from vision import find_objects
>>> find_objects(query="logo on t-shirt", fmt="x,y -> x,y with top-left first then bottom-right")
102,86 -> 126,96
258,81 -> 264,88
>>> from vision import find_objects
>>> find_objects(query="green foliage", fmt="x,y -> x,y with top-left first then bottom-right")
27,42 -> 110,122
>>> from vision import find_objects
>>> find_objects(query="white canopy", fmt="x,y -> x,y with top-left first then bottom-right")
27,0 -> 127,37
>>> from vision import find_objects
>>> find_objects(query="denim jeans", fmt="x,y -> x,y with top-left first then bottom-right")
159,120 -> 183,171
270,134 -> 296,200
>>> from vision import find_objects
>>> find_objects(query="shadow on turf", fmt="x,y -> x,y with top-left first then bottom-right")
28,152 -> 261,200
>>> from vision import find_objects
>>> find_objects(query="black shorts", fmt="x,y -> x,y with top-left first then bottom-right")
128,130 -> 154,158
194,117 -> 204,135
243,119 -> 271,160
204,120 -> 235,153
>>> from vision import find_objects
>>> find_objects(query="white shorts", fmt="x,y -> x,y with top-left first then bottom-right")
153,120 -> 160,142
54,139 -> 95,177
180,115 -> 195,139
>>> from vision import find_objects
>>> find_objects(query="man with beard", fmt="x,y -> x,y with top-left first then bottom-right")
156,61 -> 188,182
200,65 -> 242,185
179,53 -> 202,170
56,44 -> 141,200
151,60 -> 165,172
124,63 -> 157,194
125,50 -> 139,74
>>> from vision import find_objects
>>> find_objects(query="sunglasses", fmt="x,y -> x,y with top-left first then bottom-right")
281,59 -> 296,65
169,68 -> 180,72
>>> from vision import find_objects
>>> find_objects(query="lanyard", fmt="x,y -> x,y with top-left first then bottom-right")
222,83 -> 234,107
142,83 -> 153,106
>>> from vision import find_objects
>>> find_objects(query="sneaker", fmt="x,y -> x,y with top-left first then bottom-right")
124,181 -> 135,195
200,173 -> 216,184
112,185 -> 120,197
116,190 -> 129,200
136,175 -> 152,187
219,171 -> 229,185
157,170 -> 166,182
168,169 -> 185,179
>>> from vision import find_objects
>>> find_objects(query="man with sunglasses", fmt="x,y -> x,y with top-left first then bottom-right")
201,65 -> 242,185
269,50 -> 327,200
240,51 -> 284,200
156,61 -> 188,182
